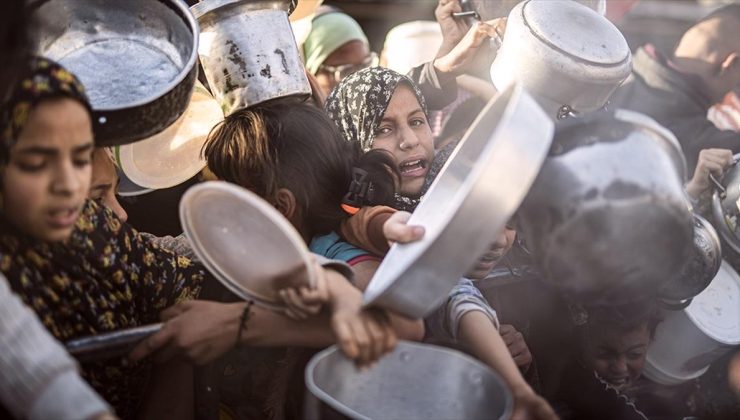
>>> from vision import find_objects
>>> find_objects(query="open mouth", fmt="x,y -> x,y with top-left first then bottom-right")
399,158 -> 428,178
605,377 -> 630,388
48,207 -> 80,229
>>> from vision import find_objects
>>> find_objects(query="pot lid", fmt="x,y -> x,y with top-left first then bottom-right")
180,181 -> 315,308
114,81 -> 222,189
685,260 -> 740,345
522,0 -> 630,66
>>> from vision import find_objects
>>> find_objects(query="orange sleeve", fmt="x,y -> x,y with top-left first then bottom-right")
340,206 -> 396,257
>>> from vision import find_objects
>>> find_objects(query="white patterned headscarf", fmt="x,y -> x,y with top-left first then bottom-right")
324,67 -> 428,152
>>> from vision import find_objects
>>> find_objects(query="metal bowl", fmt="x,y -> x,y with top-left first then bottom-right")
362,84 -> 554,319
66,323 -> 162,363
711,153 -> 740,254
659,214 -> 722,302
305,341 -> 513,420
32,0 -> 199,146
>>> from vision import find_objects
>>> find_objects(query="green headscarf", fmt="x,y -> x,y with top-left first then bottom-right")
303,10 -> 369,75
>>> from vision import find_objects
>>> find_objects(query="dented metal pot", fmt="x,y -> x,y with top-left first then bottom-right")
191,0 -> 310,115
518,110 -> 694,305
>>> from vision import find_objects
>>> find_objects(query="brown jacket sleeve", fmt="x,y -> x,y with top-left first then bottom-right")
340,206 -> 396,256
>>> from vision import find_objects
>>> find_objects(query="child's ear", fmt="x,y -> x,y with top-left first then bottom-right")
274,188 -> 298,220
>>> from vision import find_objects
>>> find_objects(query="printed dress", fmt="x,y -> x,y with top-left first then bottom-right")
0,200 -> 205,418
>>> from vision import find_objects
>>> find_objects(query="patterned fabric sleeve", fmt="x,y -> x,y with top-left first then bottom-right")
80,201 -> 205,324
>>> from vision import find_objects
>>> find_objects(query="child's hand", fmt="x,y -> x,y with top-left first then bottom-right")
383,211 -> 425,245
500,324 -> 532,372
434,18 -> 507,76
686,148 -> 734,200
278,259 -> 330,321
331,304 -> 397,367
511,387 -> 558,420
326,272 -> 398,366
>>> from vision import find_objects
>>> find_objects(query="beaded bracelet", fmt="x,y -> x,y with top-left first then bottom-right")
236,300 -> 254,348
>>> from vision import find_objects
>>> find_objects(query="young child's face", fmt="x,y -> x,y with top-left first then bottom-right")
466,227 -> 517,280
2,98 -> 93,242
89,148 -> 127,222
371,84 -> 434,198
583,323 -> 650,392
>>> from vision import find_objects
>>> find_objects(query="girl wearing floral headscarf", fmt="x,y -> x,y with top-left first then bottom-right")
0,57 -> 205,418
325,67 -> 435,211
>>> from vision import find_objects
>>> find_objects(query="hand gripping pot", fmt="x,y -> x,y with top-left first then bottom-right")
490,0 -> 632,120
363,84 -> 554,319
711,153 -> 740,255
33,0 -> 200,146
518,110 -> 694,305
304,341 -> 513,420
191,0 -> 310,116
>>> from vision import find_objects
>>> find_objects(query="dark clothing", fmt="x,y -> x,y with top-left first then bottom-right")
610,46 -> 740,172
407,61 -> 458,111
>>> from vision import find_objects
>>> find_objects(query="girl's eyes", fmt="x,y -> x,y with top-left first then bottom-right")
376,126 -> 392,136
16,161 -> 46,172
73,159 -> 91,168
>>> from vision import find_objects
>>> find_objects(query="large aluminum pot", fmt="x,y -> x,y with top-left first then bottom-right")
191,0 -> 310,116
304,341 -> 513,420
518,110 -> 693,305
645,260 -> 740,385
363,84 -> 553,319
33,0 -> 199,146
490,0 -> 632,120
658,213 -> 722,305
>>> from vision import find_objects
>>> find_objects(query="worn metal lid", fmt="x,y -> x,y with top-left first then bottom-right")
180,181 -> 315,308
686,260 -> 740,345
522,0 -> 630,66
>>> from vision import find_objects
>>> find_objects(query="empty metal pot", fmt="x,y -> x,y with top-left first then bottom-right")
32,0 -> 199,146
518,109 -> 694,305
191,0 -> 310,116
659,213 -> 722,304
305,341 -> 513,420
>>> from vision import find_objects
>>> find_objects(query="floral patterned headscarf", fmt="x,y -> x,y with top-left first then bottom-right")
0,57 -> 91,164
324,66 -> 428,152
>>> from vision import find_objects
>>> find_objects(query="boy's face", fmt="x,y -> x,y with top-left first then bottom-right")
466,227 -> 517,280
583,323 -> 651,392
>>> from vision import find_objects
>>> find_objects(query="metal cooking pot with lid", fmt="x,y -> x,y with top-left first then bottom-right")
191,0 -> 310,116
33,0 -> 200,146
711,153 -> 740,254
658,214 -> 722,306
490,0 -> 632,120
518,109 -> 694,305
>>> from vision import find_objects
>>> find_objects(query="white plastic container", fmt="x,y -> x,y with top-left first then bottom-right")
645,260 -> 740,385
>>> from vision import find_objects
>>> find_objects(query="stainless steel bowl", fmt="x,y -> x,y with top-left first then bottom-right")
32,0 -> 199,146
66,323 -> 163,363
305,341 -> 513,420
363,84 -> 554,319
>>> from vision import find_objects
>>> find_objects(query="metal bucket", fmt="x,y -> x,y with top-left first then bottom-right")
33,0 -> 199,146
191,0 -> 310,116
305,341 -> 513,420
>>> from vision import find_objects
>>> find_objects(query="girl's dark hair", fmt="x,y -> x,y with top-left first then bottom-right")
203,101 -> 398,236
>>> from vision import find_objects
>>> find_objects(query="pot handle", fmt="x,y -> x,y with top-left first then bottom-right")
710,173 -> 727,199
658,298 -> 693,311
